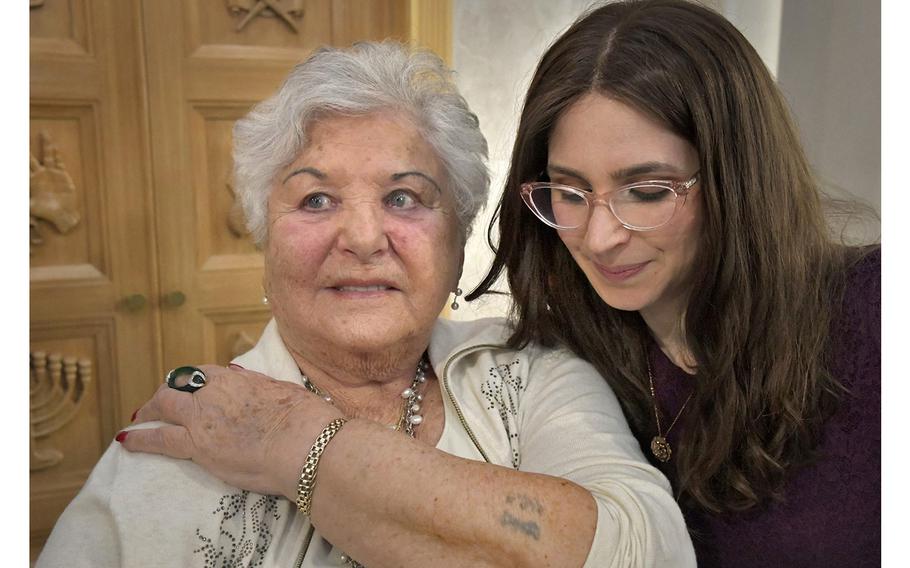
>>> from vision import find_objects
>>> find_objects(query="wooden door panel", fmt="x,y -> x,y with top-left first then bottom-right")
30,0 -> 159,560
203,310 -> 272,366
330,0 -> 408,45
30,109 -> 109,281
29,0 -> 91,56
29,320 -> 118,554
190,103 -> 259,265
188,0 -> 334,55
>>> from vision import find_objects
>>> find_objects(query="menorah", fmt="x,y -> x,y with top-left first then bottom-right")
29,351 -> 92,472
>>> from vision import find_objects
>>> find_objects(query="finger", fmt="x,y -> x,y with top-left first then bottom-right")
131,382 -> 170,424
118,424 -> 195,460
138,382 -> 196,426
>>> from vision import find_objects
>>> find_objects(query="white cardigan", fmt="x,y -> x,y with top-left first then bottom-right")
37,317 -> 695,567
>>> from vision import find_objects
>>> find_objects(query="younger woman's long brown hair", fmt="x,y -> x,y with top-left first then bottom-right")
469,0 -> 859,512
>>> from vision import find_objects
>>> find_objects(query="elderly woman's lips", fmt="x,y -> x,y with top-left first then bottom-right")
333,285 -> 394,292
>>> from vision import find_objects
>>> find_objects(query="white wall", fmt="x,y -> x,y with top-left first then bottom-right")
717,0 -> 783,77
450,0 -> 880,321
451,0 -> 596,320
776,0 -> 881,243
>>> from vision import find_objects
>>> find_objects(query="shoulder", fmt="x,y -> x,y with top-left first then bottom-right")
826,246 -> 880,426
842,245 -> 880,301
428,316 -> 512,359
431,317 -> 619,418
832,246 -> 880,353
430,316 -> 599,378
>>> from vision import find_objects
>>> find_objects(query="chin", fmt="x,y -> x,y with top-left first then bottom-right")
328,313 -> 423,350
589,285 -> 654,313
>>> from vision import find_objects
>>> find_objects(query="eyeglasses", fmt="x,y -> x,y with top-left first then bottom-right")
520,172 -> 699,231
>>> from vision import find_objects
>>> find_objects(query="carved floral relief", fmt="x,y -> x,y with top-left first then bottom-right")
226,0 -> 305,33
30,131 -> 81,253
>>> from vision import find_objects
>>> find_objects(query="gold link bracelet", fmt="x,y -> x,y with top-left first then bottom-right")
296,417 -> 348,516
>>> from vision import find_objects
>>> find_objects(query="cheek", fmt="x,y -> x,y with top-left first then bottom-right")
389,218 -> 461,286
556,229 -> 580,251
265,226 -> 331,287
658,209 -> 703,275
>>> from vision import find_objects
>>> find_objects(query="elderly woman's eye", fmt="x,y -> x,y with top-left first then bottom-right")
301,193 -> 334,211
385,189 -> 418,209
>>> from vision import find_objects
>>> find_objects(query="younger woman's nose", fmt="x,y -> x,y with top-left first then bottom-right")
582,204 -> 631,254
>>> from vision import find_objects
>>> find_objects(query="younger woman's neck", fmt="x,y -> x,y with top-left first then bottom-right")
640,305 -> 697,374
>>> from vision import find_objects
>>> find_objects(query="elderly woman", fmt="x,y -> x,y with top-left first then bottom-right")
37,42 -> 693,567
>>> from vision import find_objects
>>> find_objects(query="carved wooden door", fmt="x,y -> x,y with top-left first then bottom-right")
30,0 -> 451,561
29,0 -> 161,560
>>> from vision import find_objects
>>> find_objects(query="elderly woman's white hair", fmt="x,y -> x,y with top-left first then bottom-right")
233,41 -> 490,246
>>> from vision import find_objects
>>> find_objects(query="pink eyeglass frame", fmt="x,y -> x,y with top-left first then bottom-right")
520,171 -> 699,231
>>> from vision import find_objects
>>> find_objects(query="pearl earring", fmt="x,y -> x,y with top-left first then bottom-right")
450,288 -> 463,310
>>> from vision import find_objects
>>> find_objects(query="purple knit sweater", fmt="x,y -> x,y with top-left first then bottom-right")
648,247 -> 881,567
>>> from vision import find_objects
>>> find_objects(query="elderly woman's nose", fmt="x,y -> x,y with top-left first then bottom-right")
336,201 -> 389,259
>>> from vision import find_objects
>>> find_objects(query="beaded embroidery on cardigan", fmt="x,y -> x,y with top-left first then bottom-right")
481,359 -> 525,468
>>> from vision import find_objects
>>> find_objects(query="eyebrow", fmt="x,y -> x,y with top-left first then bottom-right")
283,167 -> 325,184
547,161 -> 686,185
391,171 -> 442,194
283,167 -> 442,194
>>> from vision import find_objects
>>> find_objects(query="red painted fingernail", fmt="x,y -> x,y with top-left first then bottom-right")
115,431 -> 129,443
130,409 -> 138,422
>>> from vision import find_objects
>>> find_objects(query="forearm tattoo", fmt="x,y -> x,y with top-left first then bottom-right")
499,493 -> 543,540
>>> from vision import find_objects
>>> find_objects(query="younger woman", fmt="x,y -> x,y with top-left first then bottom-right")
470,1 -> 880,565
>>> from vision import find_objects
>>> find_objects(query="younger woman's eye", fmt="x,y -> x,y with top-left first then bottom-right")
626,185 -> 674,203
385,189 -> 418,209
301,192 -> 334,211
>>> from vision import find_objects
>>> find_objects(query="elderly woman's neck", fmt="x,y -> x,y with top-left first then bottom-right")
286,339 -> 432,423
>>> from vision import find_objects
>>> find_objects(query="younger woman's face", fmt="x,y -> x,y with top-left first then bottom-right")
548,93 -> 703,325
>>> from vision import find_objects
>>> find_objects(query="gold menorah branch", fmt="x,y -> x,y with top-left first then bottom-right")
29,351 -> 92,471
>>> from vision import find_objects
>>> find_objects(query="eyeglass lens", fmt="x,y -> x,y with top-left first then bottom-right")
531,185 -> 678,229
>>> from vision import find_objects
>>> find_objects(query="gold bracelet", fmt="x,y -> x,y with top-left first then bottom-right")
296,417 -> 347,516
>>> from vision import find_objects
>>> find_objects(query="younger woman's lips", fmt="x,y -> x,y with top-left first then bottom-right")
595,261 -> 650,282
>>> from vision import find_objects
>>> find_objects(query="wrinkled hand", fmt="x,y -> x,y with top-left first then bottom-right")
122,365 -> 343,500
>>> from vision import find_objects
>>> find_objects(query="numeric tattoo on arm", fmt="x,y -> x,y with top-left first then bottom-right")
499,493 -> 544,541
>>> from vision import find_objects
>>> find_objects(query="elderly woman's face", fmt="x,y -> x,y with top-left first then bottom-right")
264,111 -> 462,353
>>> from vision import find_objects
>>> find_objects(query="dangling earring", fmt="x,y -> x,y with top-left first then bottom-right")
450,288 -> 463,310
262,296 -> 269,305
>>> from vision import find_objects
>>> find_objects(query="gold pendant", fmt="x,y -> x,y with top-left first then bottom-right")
651,435 -> 672,462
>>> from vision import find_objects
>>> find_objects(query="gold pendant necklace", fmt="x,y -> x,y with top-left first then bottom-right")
647,359 -> 693,463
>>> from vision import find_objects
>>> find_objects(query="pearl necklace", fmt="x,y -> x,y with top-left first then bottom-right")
298,354 -> 429,567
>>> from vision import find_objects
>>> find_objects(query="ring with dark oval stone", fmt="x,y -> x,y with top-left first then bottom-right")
165,366 -> 207,393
